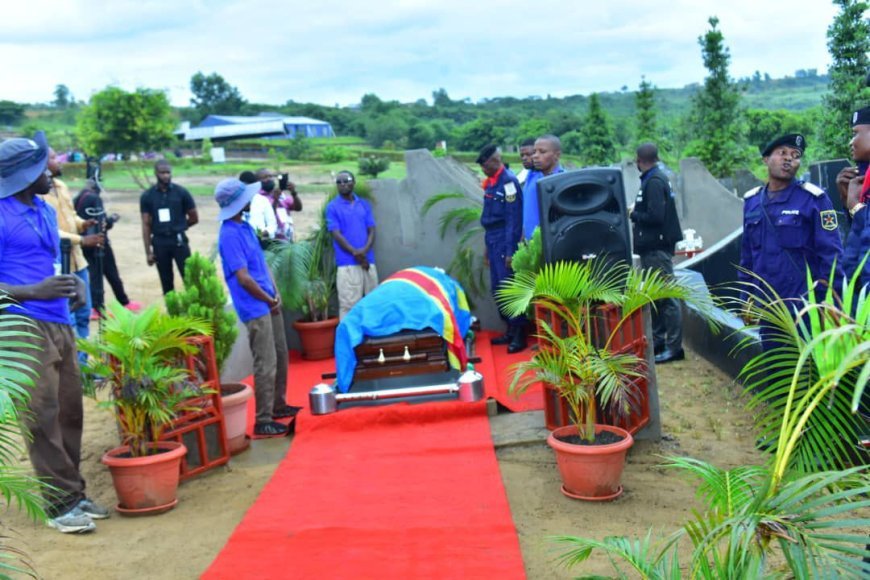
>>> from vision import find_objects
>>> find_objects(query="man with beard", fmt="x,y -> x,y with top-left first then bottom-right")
140,160 -> 198,294
739,134 -> 844,313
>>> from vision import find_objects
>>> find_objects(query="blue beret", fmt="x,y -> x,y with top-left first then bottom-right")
852,106 -> 870,127
761,133 -> 806,157
476,144 -> 498,165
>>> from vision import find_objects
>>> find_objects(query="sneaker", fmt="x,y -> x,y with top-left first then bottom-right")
89,309 -> 102,321
124,301 -> 143,312
253,421 -> 289,438
77,497 -> 110,520
47,506 -> 96,534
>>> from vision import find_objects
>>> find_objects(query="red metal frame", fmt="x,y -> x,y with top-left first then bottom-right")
159,335 -> 230,481
534,303 -> 651,434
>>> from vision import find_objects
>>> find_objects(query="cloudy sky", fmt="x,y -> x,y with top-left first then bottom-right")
0,1 -> 849,108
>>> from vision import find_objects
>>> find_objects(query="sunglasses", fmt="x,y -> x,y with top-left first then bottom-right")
336,179 -> 354,185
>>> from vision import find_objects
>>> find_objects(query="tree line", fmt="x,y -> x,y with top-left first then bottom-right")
3,1 -> 869,179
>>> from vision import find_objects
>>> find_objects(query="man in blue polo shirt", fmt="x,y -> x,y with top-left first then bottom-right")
216,178 -> 298,438
325,170 -> 378,319
0,132 -> 108,533
523,134 -> 566,240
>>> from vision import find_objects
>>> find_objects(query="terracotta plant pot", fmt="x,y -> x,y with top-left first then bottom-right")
547,424 -> 634,501
220,382 -> 254,455
293,317 -> 339,360
101,441 -> 187,516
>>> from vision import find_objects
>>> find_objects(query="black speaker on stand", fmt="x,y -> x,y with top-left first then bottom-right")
537,168 -> 632,266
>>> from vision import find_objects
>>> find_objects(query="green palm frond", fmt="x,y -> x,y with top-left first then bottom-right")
265,240 -> 314,311
554,530 -> 683,580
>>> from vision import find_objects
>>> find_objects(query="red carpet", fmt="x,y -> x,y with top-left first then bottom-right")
207,337 -> 536,579
206,403 -> 525,579
475,330 -> 543,412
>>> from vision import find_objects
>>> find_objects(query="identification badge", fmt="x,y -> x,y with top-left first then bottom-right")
505,182 -> 517,203
158,208 -> 171,223
820,209 -> 837,231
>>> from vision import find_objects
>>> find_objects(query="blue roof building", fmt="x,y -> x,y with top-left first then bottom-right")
177,113 -> 335,141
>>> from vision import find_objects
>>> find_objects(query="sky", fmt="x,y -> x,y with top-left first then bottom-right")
0,1 -> 851,108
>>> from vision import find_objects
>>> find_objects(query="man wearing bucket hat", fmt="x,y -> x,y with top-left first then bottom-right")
839,106 -> 870,289
738,134 -> 844,314
0,132 -> 109,533
216,178 -> 299,438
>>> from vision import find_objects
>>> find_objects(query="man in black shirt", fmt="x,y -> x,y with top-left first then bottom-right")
629,143 -> 684,364
140,160 -> 198,294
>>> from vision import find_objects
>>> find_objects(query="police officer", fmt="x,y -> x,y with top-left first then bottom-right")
839,106 -> 870,289
630,143 -> 684,363
477,144 -> 527,353
739,133 -> 844,313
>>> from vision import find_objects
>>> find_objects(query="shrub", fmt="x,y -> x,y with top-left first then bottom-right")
320,145 -> 344,163
358,155 -> 390,179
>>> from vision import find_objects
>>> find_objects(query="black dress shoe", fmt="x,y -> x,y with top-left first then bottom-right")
491,330 -> 513,345
507,328 -> 528,354
654,348 -> 685,364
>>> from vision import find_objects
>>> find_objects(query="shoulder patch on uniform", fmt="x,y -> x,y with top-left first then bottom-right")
820,209 -> 838,230
800,182 -> 825,197
743,186 -> 762,199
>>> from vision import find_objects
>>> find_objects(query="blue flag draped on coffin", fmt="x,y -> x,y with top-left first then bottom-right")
334,267 -> 472,393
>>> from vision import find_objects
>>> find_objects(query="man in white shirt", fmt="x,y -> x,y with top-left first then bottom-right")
239,171 -> 277,239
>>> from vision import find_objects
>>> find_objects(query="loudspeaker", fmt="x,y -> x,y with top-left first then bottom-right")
537,168 -> 631,265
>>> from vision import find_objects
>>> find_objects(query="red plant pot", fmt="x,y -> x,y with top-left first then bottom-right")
101,441 -> 187,516
547,424 -> 634,501
293,317 -> 339,360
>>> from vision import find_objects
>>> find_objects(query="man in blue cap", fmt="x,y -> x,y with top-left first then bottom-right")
839,106 -> 870,288
477,144 -> 527,353
739,134 -> 844,315
215,178 -> 299,438
0,132 -> 109,533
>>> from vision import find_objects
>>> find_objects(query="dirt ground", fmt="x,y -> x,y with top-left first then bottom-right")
3,171 -> 762,579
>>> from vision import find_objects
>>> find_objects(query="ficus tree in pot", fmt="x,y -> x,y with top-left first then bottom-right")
165,251 -> 238,374
553,266 -> 870,576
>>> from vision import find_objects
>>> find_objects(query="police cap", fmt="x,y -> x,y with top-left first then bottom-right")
760,133 -> 806,157
476,144 -> 498,165
852,106 -> 870,127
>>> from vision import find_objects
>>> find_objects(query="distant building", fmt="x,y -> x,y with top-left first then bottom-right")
176,112 -> 335,142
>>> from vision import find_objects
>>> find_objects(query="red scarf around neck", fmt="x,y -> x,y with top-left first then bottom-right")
481,166 -> 505,190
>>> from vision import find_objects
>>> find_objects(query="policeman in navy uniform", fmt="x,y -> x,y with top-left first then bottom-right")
739,134 -> 844,317
840,106 -> 870,289
477,144 -> 527,353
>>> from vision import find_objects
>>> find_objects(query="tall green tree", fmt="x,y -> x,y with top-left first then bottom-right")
76,86 -> 177,188
190,71 -> 247,121
683,16 -> 750,177
580,93 -> 616,166
819,0 -> 870,158
53,84 -> 72,108
635,76 -> 658,144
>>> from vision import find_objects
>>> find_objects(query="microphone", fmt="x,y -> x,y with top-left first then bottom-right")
60,239 -> 71,275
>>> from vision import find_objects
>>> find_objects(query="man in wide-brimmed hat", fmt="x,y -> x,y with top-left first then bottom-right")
0,131 -> 109,533
215,178 -> 299,438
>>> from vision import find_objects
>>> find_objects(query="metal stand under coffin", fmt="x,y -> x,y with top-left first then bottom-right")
309,370 -> 484,415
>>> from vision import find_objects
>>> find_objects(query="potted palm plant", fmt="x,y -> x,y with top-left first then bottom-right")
79,301 -> 211,515
553,266 -> 870,575
165,252 -> 253,454
497,258 -> 714,500
266,237 -> 338,361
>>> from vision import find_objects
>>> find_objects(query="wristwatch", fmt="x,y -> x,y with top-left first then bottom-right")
850,202 -> 866,217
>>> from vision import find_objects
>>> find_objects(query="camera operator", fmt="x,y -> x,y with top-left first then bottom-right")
74,179 -> 141,316
256,168 -> 302,241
